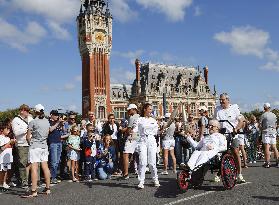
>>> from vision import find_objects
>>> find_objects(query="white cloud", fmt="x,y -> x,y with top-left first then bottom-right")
136,0 -> 193,21
214,26 -> 269,58
11,0 -> 79,23
4,0 -> 79,42
110,68 -> 135,84
214,26 -> 279,72
113,49 -> 145,64
0,18 -> 47,51
110,0 -> 138,23
194,6 -> 202,16
47,21 -> 71,40
63,83 -> 76,91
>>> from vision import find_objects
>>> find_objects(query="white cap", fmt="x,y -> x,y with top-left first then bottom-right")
127,104 -> 137,110
165,113 -> 171,118
34,104 -> 45,112
198,106 -> 208,111
263,103 -> 271,108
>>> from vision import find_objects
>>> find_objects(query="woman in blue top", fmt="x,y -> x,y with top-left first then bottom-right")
96,134 -> 116,180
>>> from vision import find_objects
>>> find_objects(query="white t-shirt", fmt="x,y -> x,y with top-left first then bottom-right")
109,123 -> 118,140
12,115 -> 33,146
215,104 -> 241,133
0,135 -> 13,164
162,122 -> 176,141
138,117 -> 159,140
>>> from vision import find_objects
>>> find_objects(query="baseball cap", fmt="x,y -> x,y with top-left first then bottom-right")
127,104 -> 137,110
165,113 -> 171,118
198,106 -> 208,111
263,103 -> 271,108
34,104 -> 45,112
50,110 -> 59,115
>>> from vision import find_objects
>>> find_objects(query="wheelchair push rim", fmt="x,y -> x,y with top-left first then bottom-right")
177,170 -> 190,192
221,153 -> 237,190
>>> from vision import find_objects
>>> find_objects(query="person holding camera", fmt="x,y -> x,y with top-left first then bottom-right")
48,110 -> 66,184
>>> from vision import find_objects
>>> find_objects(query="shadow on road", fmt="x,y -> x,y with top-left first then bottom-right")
154,177 -> 181,199
81,179 -> 136,189
252,196 -> 279,202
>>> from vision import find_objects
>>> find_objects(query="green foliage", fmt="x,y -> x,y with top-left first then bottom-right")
0,108 -> 20,122
242,109 -> 263,120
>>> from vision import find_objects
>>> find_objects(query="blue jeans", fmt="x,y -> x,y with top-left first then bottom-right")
50,143 -> 62,179
97,162 -> 114,180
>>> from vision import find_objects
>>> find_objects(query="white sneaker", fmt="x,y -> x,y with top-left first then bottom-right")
9,182 -> 17,187
214,175 -> 220,183
137,183 -> 144,189
154,180 -> 160,187
173,170 -> 177,174
161,170 -> 168,175
237,174 -> 246,183
3,183 -> 10,189
253,161 -> 257,164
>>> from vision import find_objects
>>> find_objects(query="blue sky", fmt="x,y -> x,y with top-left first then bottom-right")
0,0 -> 279,114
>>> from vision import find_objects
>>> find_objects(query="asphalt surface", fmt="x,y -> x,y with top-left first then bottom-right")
0,160 -> 278,205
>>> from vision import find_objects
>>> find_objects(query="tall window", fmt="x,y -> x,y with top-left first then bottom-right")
114,107 -> 126,119
98,106 -> 105,119
208,103 -> 214,117
152,102 -> 158,117
190,103 -> 196,115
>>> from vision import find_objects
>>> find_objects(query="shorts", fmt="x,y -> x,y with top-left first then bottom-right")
231,137 -> 239,148
29,148 -> 49,163
123,140 -> 138,154
238,134 -> 245,146
0,163 -> 11,171
68,150 -> 80,161
162,139 -> 175,150
262,133 -> 277,145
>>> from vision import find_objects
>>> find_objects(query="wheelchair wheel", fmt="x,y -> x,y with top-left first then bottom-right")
221,153 -> 237,190
177,170 -> 190,192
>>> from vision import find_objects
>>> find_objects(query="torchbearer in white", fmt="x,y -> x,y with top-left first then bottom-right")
137,103 -> 160,189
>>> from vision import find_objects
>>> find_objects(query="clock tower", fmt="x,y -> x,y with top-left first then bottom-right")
77,0 -> 112,118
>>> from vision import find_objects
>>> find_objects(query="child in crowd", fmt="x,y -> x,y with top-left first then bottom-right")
0,122 -> 15,191
96,135 -> 116,180
83,131 -> 98,181
67,125 -> 81,182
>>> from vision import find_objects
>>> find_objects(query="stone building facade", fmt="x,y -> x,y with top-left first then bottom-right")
111,60 -> 217,119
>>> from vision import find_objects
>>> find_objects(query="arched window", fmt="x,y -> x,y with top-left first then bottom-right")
98,106 -> 105,119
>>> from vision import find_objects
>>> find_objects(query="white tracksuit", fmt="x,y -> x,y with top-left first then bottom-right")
137,117 -> 159,184
187,132 -> 227,170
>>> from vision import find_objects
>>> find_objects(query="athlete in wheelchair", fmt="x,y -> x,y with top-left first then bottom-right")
177,119 -> 239,192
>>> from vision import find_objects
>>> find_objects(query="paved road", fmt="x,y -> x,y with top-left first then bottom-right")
0,160 -> 278,205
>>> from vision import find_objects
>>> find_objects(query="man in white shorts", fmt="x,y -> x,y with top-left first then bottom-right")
259,103 -> 278,168
122,104 -> 140,179
214,93 -> 245,183
23,104 -> 51,198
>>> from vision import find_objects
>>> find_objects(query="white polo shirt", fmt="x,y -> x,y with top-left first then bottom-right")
215,104 -> 241,133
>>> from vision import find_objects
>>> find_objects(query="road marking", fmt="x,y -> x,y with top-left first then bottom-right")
164,182 -> 252,205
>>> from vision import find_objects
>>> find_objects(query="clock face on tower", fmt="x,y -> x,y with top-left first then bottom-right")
95,32 -> 105,44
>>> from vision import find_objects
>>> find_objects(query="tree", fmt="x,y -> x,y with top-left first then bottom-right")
0,108 -> 20,122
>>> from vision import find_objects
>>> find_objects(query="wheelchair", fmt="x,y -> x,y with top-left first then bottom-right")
177,120 -> 239,192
